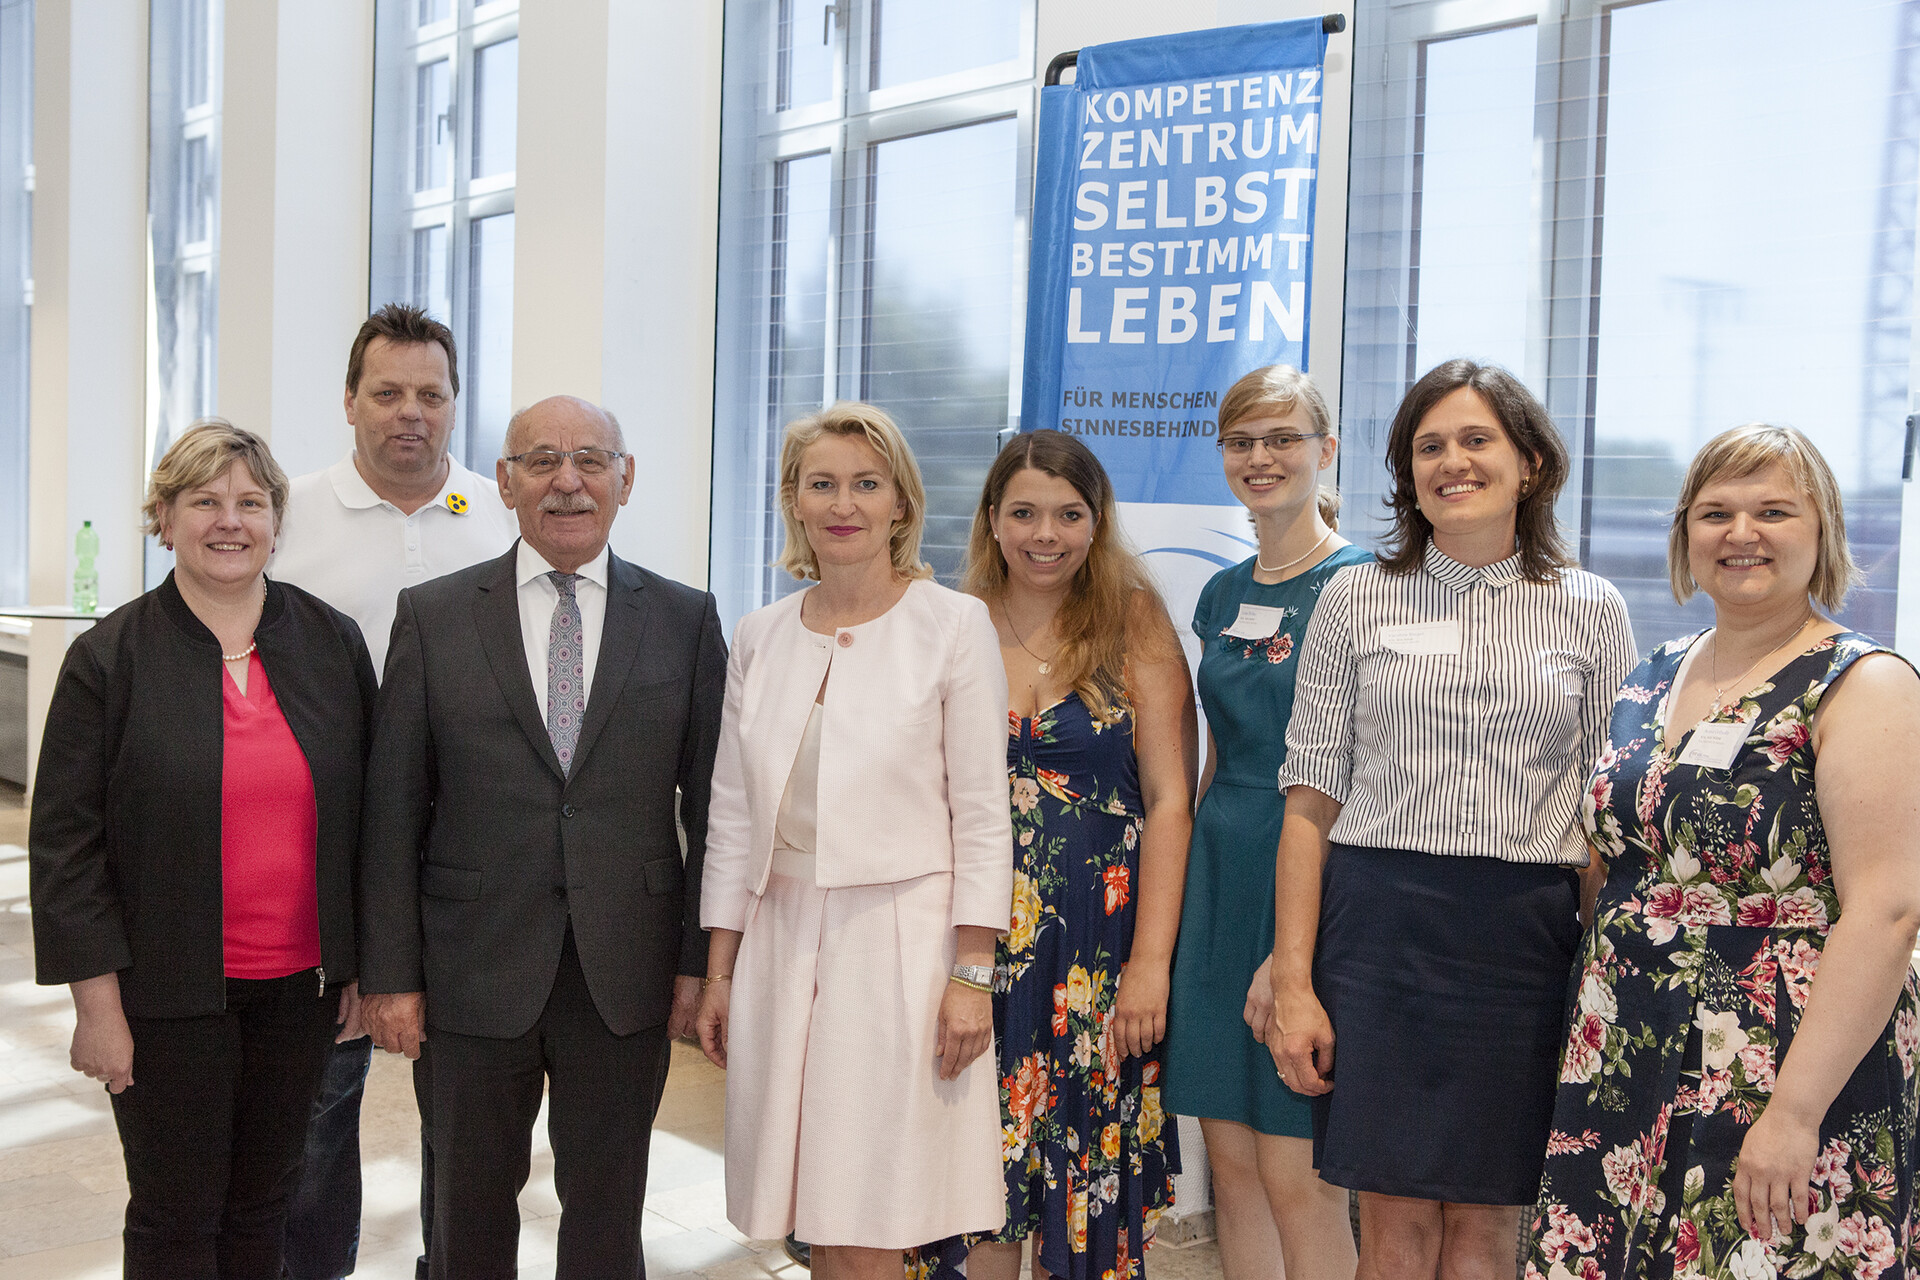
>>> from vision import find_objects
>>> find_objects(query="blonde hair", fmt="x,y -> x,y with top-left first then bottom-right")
1669,423 -> 1861,612
962,430 -> 1179,724
776,401 -> 932,582
1218,365 -> 1342,529
143,418 -> 290,536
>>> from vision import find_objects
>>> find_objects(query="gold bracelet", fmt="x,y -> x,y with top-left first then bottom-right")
703,974 -> 732,990
949,975 -> 991,993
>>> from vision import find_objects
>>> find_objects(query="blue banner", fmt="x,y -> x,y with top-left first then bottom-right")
1022,19 -> 1331,507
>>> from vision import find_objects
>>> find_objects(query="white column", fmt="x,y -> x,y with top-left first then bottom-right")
511,0 -> 610,407
268,0 -> 374,476
219,0 -> 373,474
25,0 -> 150,794
511,0 -> 724,589
218,0 -> 278,439
600,0 -> 723,586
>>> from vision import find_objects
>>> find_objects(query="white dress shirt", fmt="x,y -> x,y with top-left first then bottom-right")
1277,542 -> 1636,865
515,540 -> 610,721
271,452 -> 519,674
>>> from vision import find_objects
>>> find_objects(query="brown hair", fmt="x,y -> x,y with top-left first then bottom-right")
346,303 -> 460,397
962,430 -> 1179,723
1218,364 -> 1342,529
776,401 -> 932,582
143,418 -> 291,536
1669,423 -> 1861,612
1378,359 -> 1573,582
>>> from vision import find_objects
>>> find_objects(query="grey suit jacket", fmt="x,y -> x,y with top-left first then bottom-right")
357,543 -> 725,1039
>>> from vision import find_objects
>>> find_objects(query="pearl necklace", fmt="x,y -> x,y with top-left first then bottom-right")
219,579 -> 268,663
1256,527 -> 1333,576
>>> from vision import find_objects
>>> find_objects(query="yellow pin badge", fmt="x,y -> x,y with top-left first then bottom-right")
447,492 -> 469,514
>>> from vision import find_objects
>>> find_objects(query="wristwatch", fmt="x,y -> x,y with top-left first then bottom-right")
951,963 -> 994,988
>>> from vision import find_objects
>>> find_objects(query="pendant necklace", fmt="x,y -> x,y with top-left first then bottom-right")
1256,527 -> 1333,577
1002,601 -> 1057,675
1707,611 -> 1815,716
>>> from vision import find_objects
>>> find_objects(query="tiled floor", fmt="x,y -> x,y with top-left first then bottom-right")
0,784 -> 1223,1279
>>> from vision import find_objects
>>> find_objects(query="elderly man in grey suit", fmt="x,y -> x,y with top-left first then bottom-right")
359,395 -> 725,1280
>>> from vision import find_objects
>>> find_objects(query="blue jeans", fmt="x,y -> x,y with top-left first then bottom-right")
282,1034 -> 371,1280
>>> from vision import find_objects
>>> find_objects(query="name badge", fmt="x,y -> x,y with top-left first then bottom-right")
1379,620 -> 1462,656
1678,718 -> 1755,770
1225,603 -> 1287,639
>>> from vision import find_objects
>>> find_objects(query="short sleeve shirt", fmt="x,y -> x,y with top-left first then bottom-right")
271,453 -> 520,675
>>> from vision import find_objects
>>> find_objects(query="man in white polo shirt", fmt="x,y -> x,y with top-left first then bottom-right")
272,303 -> 517,1280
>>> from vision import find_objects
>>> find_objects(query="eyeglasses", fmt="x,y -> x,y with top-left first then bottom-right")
503,448 -> 627,477
1215,431 -> 1325,456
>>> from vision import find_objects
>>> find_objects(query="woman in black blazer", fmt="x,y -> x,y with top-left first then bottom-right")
30,420 -> 377,1280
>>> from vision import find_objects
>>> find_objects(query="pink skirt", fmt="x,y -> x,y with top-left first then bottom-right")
724,851 -> 1005,1245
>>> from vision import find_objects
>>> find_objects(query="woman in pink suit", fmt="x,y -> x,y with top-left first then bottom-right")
696,401 -> 1014,1279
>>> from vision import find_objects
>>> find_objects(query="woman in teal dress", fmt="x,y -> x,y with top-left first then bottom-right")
1161,366 -> 1366,1280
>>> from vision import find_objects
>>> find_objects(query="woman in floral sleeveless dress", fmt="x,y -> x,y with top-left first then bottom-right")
1530,426 -> 1920,1280
913,430 -> 1193,1280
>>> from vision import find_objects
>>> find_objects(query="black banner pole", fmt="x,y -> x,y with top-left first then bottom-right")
1043,12 -> 1345,86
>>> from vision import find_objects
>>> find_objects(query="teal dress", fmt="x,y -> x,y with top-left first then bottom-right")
1161,545 -> 1372,1135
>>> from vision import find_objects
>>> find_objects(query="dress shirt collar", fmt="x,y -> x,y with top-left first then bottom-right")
329,451 -> 487,517
1422,539 -> 1526,593
515,538 -> 611,591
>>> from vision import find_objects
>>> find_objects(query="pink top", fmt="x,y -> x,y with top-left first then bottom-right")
220,654 -> 322,979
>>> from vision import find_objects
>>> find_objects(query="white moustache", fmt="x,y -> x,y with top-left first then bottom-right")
539,495 -> 599,514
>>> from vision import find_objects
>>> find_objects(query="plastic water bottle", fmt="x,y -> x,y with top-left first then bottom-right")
73,520 -> 99,614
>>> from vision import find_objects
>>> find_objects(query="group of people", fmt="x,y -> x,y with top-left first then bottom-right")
24,298 -> 1920,1280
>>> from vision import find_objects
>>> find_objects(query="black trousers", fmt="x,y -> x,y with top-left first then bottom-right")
112,969 -> 337,1280
428,929 -> 671,1280
411,1044 -> 437,1280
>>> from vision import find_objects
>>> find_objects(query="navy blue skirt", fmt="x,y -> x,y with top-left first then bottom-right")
1310,843 -> 1579,1205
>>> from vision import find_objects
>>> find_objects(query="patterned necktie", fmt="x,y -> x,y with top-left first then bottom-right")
546,571 -> 585,775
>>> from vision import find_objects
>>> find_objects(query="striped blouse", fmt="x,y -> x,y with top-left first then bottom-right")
1276,541 -> 1636,865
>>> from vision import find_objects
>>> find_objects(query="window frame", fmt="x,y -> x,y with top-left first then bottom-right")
373,0 -> 518,471
711,0 -> 1037,625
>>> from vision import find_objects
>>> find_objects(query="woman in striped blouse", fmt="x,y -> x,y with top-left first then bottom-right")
1264,359 -> 1636,1280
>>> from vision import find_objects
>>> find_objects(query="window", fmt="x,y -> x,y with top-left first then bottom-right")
710,0 -> 1035,627
371,0 -> 517,469
0,0 -> 26,606
145,0 -> 221,587
1341,0 -> 1918,647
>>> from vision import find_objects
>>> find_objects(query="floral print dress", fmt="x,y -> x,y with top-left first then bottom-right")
911,694 -> 1177,1280
1529,632 -> 1920,1280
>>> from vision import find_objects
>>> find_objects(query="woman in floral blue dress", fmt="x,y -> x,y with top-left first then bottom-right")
1530,425 -> 1920,1280
913,430 -> 1193,1280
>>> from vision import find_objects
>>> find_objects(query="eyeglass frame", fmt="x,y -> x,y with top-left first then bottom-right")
1214,430 -> 1328,456
501,447 -> 630,475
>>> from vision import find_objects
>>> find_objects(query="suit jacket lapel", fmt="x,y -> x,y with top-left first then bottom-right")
473,548 -> 567,782
571,553 -> 649,774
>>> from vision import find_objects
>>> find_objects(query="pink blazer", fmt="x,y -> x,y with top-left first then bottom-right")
701,578 -> 1014,935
